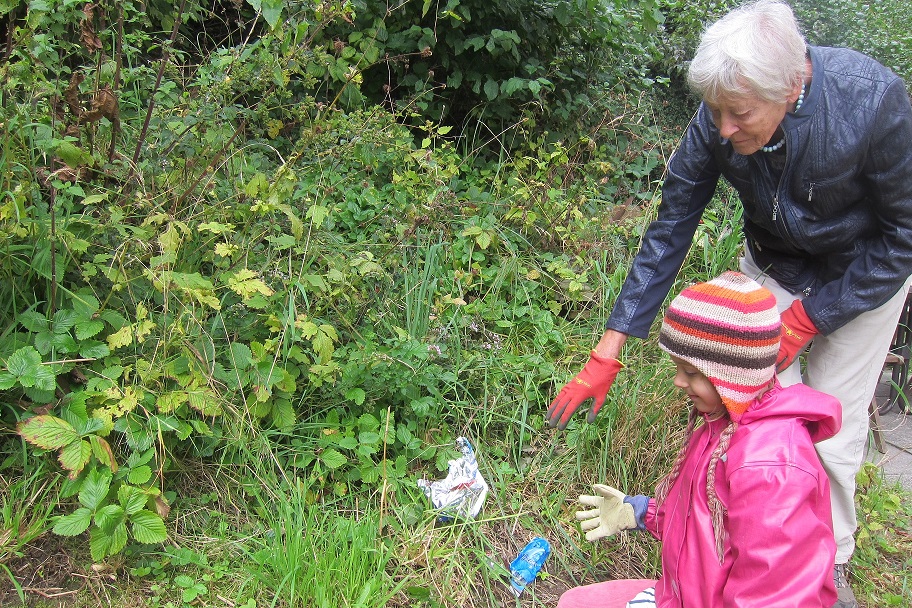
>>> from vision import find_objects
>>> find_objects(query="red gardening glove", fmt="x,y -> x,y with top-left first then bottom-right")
777,299 -> 818,372
547,352 -> 623,430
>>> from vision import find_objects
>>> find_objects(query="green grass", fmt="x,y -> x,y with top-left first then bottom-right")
2,415 -> 909,607
239,484 -> 402,607
851,463 -> 912,606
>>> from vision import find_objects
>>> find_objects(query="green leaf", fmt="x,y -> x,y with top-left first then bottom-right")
345,388 -> 366,405
5,346 -> 44,387
188,389 -> 222,416
115,416 -> 155,452
357,413 -> 379,431
338,436 -> 358,450
360,462 -> 379,483
95,504 -> 125,534
53,309 -> 79,332
17,311 -> 48,333
306,204 -> 330,229
260,0 -> 283,29
271,399 -> 295,431
111,521 -> 128,555
55,140 -> 95,168
229,342 -> 252,368
79,468 -> 112,511
554,2 -> 570,26
24,384 -> 56,404
75,319 -> 105,340
227,268 -> 274,300
131,510 -> 168,544
484,79 -> 499,102
128,465 -> 153,485
58,439 -> 92,476
80,194 -> 108,206
71,293 -> 100,318
501,76 -> 526,96
319,448 -> 348,470
0,371 -> 15,389
183,586 -> 201,603
359,431 -> 380,446
88,435 -> 118,472
156,390 -> 188,414
18,415 -> 79,450
53,507 -> 92,536
32,365 -> 57,391
183,583 -> 207,603
89,528 -> 114,562
119,485 -> 148,515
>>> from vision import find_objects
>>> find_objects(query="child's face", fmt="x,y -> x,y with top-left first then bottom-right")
669,355 -> 726,417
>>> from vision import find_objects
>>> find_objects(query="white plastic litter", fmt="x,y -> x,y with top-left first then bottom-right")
418,437 -> 489,520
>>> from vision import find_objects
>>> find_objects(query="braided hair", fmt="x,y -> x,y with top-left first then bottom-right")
654,408 -> 737,564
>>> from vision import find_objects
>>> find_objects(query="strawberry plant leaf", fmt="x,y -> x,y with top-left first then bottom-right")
271,399 -> 295,430
5,346 -> 44,387
89,527 -> 114,562
320,448 -> 348,470
79,468 -> 112,511
79,340 -> 110,359
95,504 -> 125,534
118,485 -> 147,516
110,522 -> 128,555
0,371 -> 14,390
52,507 -> 92,536
88,435 -> 118,472
17,415 -> 79,450
75,319 -> 105,340
131,510 -> 168,544
58,439 -> 92,477
128,465 -> 152,485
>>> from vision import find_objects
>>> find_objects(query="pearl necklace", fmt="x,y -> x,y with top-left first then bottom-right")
760,81 -> 806,153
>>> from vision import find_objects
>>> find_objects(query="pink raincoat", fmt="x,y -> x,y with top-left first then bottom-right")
644,380 -> 841,607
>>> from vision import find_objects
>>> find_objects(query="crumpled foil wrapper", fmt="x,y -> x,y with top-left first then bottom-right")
417,437 -> 489,520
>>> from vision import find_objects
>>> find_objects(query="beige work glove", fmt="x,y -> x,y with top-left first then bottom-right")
576,484 -> 638,541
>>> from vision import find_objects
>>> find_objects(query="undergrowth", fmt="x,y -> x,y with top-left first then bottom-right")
1,0 -> 911,606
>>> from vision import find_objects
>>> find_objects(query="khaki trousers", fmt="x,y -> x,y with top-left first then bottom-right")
741,252 -> 912,563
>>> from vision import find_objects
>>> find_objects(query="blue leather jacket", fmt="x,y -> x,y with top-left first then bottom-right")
607,46 -> 912,337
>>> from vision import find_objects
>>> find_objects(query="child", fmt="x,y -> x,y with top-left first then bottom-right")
557,272 -> 841,608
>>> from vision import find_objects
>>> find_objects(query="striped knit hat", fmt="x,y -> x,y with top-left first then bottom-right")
658,271 -> 780,420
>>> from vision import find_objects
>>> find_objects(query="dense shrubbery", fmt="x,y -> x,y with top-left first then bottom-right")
0,0 -> 677,565
1,1 -> 909,606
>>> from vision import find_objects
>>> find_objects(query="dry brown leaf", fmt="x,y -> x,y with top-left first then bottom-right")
80,3 -> 103,54
64,72 -> 86,117
154,494 -> 171,519
82,85 -> 119,124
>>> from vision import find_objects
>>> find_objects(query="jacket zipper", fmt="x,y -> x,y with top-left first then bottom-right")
768,141 -> 792,242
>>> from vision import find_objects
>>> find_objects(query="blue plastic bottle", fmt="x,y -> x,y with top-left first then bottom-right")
509,537 -> 551,596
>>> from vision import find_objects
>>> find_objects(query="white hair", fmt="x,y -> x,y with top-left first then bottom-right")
688,0 -> 807,104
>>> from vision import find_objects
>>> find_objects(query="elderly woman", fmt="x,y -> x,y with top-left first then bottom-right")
547,1 -> 912,607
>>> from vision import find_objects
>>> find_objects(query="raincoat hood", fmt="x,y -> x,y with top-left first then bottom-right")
738,379 -> 841,443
